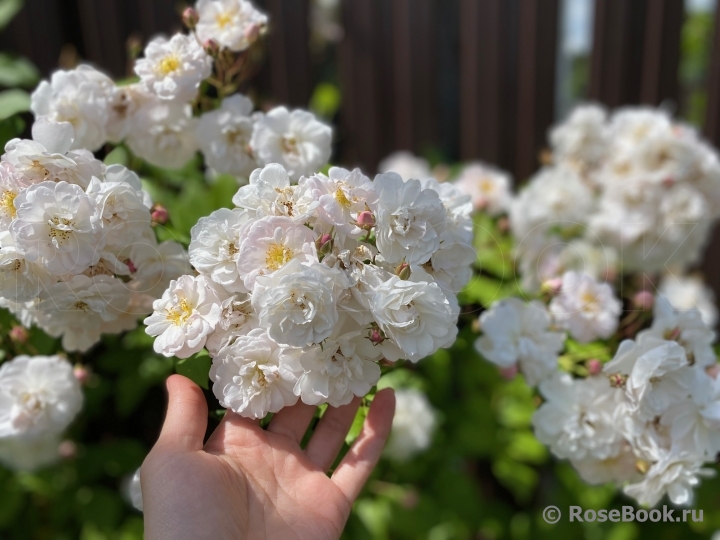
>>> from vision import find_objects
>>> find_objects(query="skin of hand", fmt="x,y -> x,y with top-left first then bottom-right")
141,375 -> 396,540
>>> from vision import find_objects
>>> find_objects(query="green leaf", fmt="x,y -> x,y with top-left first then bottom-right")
104,145 -> 129,166
176,350 -> 212,389
310,82 -> 341,120
0,89 -> 30,120
0,54 -> 38,87
0,0 -> 23,31
345,404 -> 368,445
0,113 -> 24,147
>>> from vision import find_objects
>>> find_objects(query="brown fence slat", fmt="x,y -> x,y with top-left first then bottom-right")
77,0 -> 127,77
515,0 -> 559,183
0,0 -> 65,76
337,0 -> 389,171
641,0 -> 684,107
702,4 -> 720,312
590,0 -> 683,110
338,0 -> 444,173
256,0 -> 312,108
459,0 -> 519,171
589,0 -> 647,107
460,0 -> 557,182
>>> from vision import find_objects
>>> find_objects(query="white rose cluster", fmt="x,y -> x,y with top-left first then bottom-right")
0,355 -> 83,471
511,104 -> 720,291
384,388 -> 438,462
477,279 -> 720,507
146,163 -> 473,417
29,1 -> 330,180
0,133 -> 190,351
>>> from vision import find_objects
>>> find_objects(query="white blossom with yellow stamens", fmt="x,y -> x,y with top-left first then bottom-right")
144,274 -> 222,358
134,34 -> 212,103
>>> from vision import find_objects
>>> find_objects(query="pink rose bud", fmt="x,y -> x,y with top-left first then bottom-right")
9,326 -> 28,343
707,364 -> 720,379
543,278 -> 563,295
244,23 -> 262,42
356,210 -> 375,228
633,290 -> 654,310
395,262 -> 411,280
125,258 -> 137,274
58,440 -> 77,459
369,328 -> 384,345
315,233 -> 334,255
587,359 -> 602,375
664,327 -> 682,341
499,365 -> 518,380
74,365 -> 90,385
182,7 -> 199,29
151,204 -> 169,225
203,39 -> 220,57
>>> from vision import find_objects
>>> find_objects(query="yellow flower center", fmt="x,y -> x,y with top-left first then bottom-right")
216,12 -> 233,28
479,178 -> 496,193
265,243 -> 292,271
48,217 -> 75,243
281,135 -> 299,155
334,186 -> 352,208
73,301 -> 89,311
166,299 -> 193,325
580,291 -> 598,312
0,190 -> 17,218
158,55 -> 181,76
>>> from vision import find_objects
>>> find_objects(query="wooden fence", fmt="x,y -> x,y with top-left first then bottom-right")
3,0 -> 720,293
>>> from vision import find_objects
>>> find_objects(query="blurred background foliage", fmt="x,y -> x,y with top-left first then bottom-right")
1,0 -> 720,539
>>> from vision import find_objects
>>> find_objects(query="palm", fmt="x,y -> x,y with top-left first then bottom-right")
142,375 -> 395,540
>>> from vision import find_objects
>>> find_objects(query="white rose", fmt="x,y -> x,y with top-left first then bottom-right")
533,373 -> 626,461
373,173 -> 447,265
378,151 -> 432,181
11,181 -> 102,276
144,274 -> 222,358
252,259 -> 347,347
296,167 -> 377,236
189,207 -> 251,293
3,138 -> 104,189
195,0 -> 268,52
210,328 -> 300,418
475,298 -> 565,386
237,215 -> 316,290
126,100 -> 198,170
196,94 -> 258,177
134,34 -> 212,102
288,327 -> 381,407
0,355 -> 82,439
250,107 -> 332,180
383,388 -> 437,461
31,65 -> 113,151
549,271 -> 621,343
453,162 -> 512,215
371,270 -> 458,362
35,275 -> 131,352
232,163 -> 317,221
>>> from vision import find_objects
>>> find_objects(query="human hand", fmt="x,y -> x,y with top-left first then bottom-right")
141,375 -> 396,540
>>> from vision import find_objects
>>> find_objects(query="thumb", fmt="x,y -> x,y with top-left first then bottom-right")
156,374 -> 208,452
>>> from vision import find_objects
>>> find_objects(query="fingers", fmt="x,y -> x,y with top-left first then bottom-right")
305,397 -> 362,471
156,374 -> 209,452
266,401 -> 317,444
331,388 -> 395,502
204,409 -> 262,452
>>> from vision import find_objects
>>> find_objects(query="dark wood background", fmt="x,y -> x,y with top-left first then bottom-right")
3,0 -> 720,297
